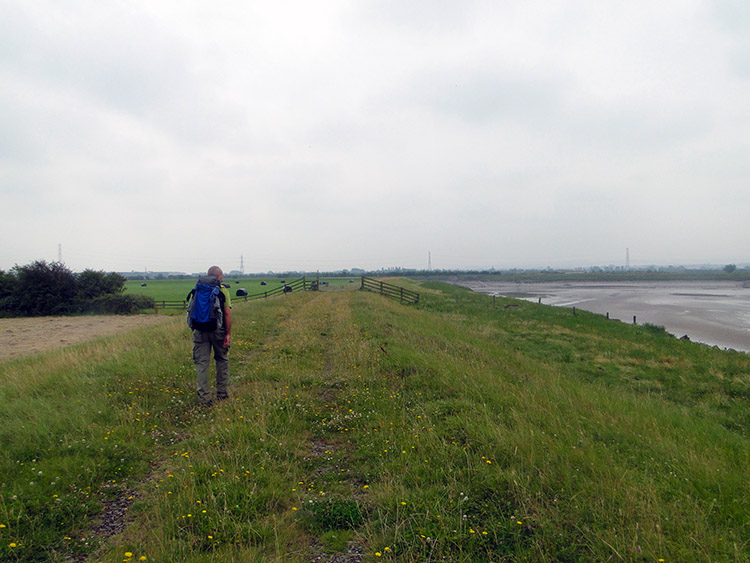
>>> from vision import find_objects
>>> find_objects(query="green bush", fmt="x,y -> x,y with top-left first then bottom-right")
76,269 -> 126,299
0,261 -> 133,317
86,294 -> 155,314
10,260 -> 79,316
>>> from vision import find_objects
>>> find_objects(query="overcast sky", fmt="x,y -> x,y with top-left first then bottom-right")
1,1 -> 748,274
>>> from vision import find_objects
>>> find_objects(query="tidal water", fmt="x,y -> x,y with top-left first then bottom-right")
456,280 -> 750,353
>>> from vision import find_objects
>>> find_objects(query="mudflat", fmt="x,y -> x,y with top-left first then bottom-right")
0,315 -> 174,362
458,280 -> 750,353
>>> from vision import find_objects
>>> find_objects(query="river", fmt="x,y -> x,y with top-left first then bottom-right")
455,280 -> 750,353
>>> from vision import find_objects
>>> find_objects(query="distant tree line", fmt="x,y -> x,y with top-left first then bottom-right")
0,260 -> 154,317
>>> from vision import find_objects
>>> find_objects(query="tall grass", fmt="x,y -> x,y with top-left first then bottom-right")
1,281 -> 748,561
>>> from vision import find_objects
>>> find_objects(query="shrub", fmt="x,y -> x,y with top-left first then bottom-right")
76,269 -> 126,299
86,294 -> 155,315
0,261 -> 133,317
11,260 -> 79,316
642,323 -> 668,336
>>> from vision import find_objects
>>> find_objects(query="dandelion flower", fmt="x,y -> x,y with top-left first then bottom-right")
139,558 -> 147,561
125,553 -> 133,558
375,552 -> 382,557
9,543 -> 17,548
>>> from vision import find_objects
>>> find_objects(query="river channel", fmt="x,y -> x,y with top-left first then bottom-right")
455,280 -> 750,353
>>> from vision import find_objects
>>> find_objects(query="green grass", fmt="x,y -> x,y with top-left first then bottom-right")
125,277 -> 359,302
1,280 -> 749,561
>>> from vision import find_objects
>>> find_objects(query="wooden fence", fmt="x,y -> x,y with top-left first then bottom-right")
238,277 -> 315,301
154,300 -> 189,310
360,276 -> 419,305
153,277 -> 319,310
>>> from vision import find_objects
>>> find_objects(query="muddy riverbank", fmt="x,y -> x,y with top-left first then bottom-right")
456,280 -> 750,353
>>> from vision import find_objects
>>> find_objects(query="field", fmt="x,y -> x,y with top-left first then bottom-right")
0,316 -> 171,362
125,277 -> 361,302
1,280 -> 749,561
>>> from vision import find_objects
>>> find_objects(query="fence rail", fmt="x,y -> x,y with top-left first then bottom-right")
360,276 -> 419,305
239,276 -> 314,301
154,300 -> 188,310
153,277 -> 319,309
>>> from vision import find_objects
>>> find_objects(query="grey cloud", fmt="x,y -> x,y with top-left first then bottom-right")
414,69 -> 565,126
354,0 -> 474,33
1,5 -> 189,113
559,103 -> 714,156
1,1 -> 748,272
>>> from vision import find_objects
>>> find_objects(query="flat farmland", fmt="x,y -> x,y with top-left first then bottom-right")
0,315 -> 172,362
124,277 -> 360,301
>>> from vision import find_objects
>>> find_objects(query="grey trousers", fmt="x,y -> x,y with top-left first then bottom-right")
192,329 -> 229,403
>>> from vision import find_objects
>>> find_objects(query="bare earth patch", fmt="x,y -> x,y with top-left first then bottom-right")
0,315 -> 173,362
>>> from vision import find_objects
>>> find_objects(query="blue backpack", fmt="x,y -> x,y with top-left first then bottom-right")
186,276 -> 224,331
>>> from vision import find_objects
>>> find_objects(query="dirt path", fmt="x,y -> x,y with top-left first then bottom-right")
0,315 -> 174,362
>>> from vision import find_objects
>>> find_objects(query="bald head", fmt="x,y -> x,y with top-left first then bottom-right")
207,266 -> 223,280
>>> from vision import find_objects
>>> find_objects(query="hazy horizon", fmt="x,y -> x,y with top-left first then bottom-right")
2,1 -> 748,274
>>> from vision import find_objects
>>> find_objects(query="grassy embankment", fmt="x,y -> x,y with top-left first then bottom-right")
1,280 -> 748,562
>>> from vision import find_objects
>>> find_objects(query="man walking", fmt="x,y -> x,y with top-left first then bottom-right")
188,265 -> 232,406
